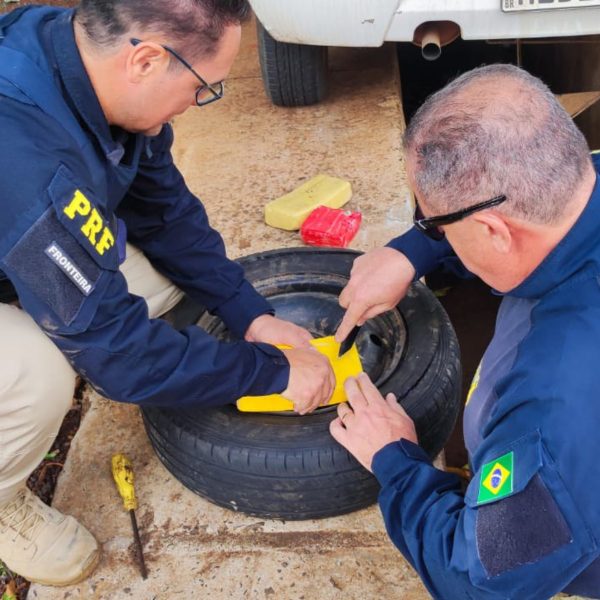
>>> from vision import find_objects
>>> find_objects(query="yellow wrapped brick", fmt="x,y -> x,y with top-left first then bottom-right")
265,174 -> 352,231
236,336 -> 362,412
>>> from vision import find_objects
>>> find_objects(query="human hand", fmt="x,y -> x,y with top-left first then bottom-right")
280,347 -> 336,415
330,372 -> 417,472
245,314 -> 313,348
335,248 -> 416,343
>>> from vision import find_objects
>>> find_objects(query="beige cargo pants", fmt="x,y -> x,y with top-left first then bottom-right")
0,244 -> 184,503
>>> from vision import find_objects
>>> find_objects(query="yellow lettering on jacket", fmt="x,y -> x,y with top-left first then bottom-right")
63,190 -> 115,256
81,209 -> 104,245
63,190 -> 91,219
95,228 -> 115,256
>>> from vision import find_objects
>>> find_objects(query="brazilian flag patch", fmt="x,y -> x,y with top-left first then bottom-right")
477,451 -> 514,505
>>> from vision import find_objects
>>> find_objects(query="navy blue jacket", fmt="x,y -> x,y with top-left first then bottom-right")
380,158 -> 600,600
375,155 -> 600,598
0,6 -> 289,406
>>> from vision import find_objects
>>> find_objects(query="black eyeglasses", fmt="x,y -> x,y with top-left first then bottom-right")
130,38 -> 224,107
413,194 -> 507,241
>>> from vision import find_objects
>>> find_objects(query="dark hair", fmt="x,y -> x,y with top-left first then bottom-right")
75,0 -> 250,60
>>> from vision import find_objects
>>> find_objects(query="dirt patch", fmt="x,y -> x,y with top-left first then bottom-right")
149,528 -> 390,554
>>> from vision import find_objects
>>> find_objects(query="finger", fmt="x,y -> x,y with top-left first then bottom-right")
327,365 -> 336,402
335,307 -> 366,343
311,386 -> 326,412
338,283 -> 352,309
356,372 -> 387,405
386,392 -> 409,417
349,254 -> 367,277
344,376 -> 369,412
330,417 -> 350,446
309,371 -> 328,412
294,327 -> 314,347
290,336 -> 313,350
338,301 -> 393,340
317,360 -> 335,407
337,402 -> 353,422
299,395 -> 318,415
293,401 -> 306,415
319,386 -> 332,407
385,392 -> 398,407
307,371 -> 332,412
361,302 -> 395,322
319,381 -> 334,409
292,393 -> 309,414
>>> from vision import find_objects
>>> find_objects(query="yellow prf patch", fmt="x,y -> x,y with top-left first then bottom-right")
63,190 -> 115,256
482,462 -> 510,495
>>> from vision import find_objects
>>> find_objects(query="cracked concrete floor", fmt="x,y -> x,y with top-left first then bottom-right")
29,18 -> 429,600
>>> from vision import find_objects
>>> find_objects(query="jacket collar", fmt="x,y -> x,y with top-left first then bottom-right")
49,10 -> 126,166
508,155 -> 600,299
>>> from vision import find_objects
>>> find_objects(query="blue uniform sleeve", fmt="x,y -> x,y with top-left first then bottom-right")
0,100 -> 290,406
371,430 -> 597,599
46,270 -> 290,407
386,227 -> 473,280
116,125 -> 272,338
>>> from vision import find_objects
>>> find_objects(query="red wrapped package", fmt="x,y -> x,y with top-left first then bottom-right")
300,205 -> 362,248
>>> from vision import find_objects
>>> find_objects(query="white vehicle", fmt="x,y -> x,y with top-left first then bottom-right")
250,0 -> 600,106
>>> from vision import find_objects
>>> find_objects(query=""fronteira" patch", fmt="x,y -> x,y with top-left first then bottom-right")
45,242 -> 95,296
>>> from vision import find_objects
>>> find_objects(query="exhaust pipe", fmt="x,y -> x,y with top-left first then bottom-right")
421,29 -> 442,61
413,21 -> 461,61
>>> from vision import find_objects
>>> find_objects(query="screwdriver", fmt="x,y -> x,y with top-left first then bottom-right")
111,454 -> 148,579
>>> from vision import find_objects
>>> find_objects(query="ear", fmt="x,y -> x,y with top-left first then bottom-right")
473,212 -> 512,254
126,41 -> 169,83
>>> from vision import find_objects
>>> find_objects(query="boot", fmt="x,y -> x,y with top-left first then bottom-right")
0,487 -> 99,586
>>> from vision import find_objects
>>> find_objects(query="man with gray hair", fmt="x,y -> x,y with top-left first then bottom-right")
333,64 -> 600,598
0,0 -> 335,586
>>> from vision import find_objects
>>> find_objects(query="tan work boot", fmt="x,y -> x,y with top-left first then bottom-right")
0,487 -> 100,586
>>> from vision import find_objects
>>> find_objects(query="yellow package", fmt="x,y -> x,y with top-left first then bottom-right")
237,335 -> 362,412
264,174 -> 352,231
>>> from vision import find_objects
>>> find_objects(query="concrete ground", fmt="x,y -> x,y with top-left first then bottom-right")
29,18 -> 429,600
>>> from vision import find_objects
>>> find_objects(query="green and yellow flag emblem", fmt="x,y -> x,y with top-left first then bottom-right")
477,451 -> 514,505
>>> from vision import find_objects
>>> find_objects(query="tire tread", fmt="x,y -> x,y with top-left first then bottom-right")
257,21 -> 327,107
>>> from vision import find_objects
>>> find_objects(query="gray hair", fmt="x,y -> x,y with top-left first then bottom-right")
403,64 -> 591,224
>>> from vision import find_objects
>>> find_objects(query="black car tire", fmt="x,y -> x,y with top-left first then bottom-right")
257,20 -> 328,107
142,248 -> 461,520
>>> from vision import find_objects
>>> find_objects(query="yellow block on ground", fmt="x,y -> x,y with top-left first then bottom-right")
264,174 -> 352,231
237,336 -> 362,412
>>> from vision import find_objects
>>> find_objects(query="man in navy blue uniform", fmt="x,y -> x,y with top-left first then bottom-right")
334,65 -> 600,599
0,0 -> 335,585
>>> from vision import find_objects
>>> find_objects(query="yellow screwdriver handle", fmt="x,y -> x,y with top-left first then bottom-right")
111,454 -> 138,511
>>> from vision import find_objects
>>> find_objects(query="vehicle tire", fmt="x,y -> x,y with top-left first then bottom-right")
256,20 -> 328,107
142,248 -> 461,520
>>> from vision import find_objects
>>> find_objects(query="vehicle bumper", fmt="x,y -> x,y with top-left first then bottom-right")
249,0 -> 600,47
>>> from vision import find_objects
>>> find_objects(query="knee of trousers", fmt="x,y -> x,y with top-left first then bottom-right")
0,305 -> 76,434
120,243 -> 184,319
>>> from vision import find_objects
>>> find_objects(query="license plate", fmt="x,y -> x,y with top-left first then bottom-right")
503,0 -> 600,11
